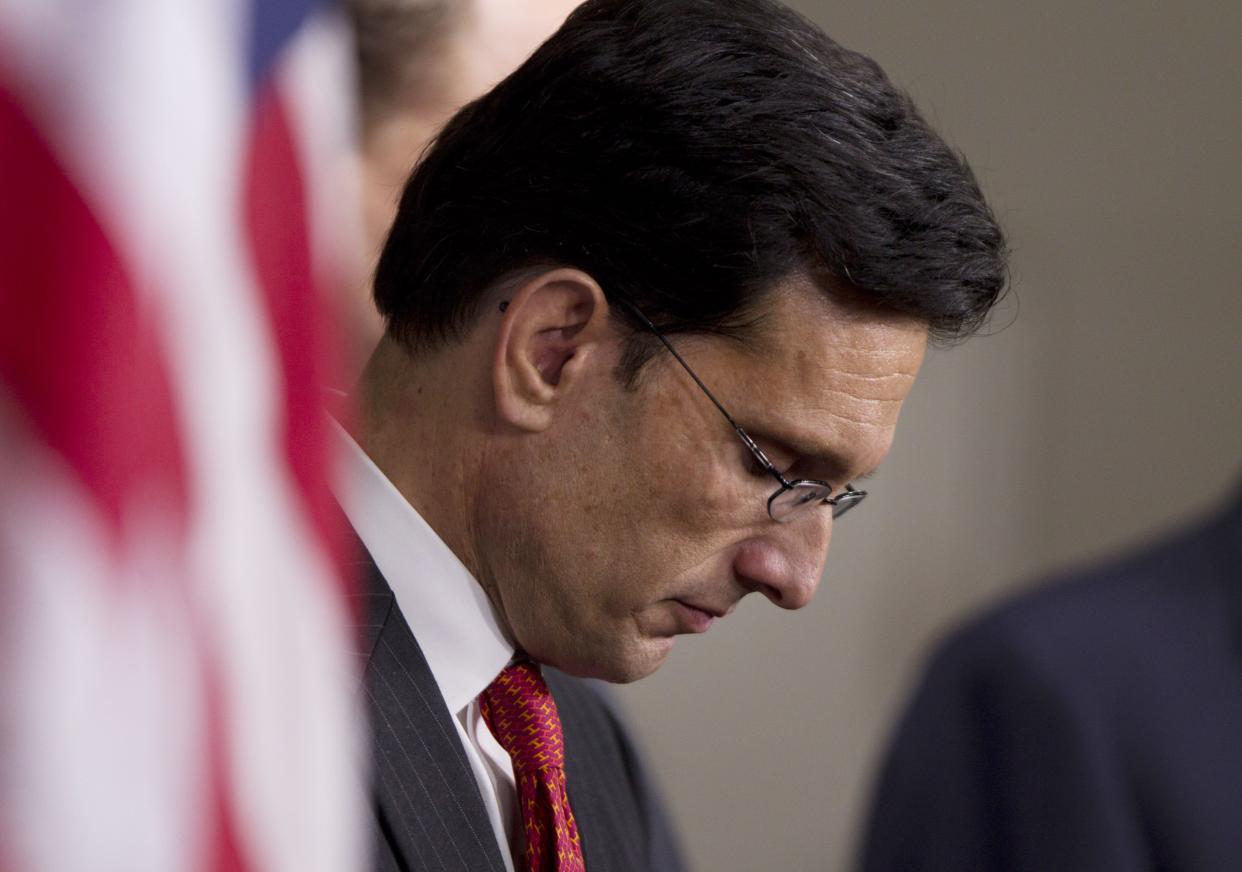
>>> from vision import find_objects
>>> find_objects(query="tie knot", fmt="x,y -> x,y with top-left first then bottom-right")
479,660 -> 566,771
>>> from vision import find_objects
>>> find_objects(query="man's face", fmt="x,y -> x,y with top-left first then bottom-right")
477,275 -> 928,682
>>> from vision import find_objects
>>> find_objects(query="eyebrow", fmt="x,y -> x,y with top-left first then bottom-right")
747,425 -> 877,484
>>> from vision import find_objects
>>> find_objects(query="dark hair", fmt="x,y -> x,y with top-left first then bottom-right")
374,0 -> 1008,379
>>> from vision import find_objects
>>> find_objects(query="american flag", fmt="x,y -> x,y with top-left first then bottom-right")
0,1 -> 365,870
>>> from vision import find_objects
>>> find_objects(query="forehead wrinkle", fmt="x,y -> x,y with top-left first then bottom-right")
819,405 -> 901,430
757,394 -> 896,454
782,338 -> 921,390
832,367 -> 918,379
738,356 -> 917,448
754,332 -> 917,403
808,374 -> 919,406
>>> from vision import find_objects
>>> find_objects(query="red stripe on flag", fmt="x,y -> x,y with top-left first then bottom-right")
242,81 -> 350,594
0,78 -> 188,544
203,666 -> 249,872
0,73 -> 252,872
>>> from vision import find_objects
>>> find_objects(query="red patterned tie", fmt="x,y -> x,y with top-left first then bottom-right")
479,660 -> 586,872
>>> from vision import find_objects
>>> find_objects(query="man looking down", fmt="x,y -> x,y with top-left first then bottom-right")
337,0 -> 1009,868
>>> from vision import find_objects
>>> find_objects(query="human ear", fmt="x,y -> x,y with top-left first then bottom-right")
492,268 -> 611,432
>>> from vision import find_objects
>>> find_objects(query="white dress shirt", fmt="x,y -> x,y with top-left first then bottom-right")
331,421 -> 520,871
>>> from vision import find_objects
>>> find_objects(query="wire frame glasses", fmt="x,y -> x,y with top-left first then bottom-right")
612,297 -> 867,523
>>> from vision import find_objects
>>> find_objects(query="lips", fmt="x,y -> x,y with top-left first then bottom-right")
670,599 -> 724,634
678,600 -> 729,619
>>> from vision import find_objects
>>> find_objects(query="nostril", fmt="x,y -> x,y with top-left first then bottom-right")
757,580 -> 788,606
732,540 -> 801,607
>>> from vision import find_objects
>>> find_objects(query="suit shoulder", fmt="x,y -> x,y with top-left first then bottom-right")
928,502 -> 1239,702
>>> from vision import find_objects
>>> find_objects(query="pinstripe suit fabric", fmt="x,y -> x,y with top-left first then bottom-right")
352,550 -> 687,872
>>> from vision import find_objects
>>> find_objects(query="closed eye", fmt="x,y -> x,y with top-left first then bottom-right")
742,444 -> 795,479
743,449 -> 770,478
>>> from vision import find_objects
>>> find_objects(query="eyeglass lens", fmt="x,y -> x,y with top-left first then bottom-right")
769,482 -> 833,521
768,483 -> 866,522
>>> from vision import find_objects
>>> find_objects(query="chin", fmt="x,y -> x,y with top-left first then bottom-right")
558,635 -> 675,684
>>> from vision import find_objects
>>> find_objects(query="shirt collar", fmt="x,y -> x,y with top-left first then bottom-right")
330,419 -> 514,713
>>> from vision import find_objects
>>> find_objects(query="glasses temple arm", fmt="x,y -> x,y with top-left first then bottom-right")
611,295 -> 779,474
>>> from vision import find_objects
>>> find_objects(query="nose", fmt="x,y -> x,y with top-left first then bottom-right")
731,512 -> 832,610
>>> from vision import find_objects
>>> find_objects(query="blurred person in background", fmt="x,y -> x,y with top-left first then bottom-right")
861,478 -> 1242,871
345,0 -> 579,356
335,0 -> 1008,870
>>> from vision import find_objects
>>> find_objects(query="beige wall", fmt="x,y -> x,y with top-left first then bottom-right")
613,2 -> 1242,869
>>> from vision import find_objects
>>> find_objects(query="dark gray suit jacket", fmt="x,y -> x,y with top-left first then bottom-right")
350,545 -> 686,872
861,489 -> 1242,872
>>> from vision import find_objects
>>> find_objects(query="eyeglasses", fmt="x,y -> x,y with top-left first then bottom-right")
612,297 -> 867,523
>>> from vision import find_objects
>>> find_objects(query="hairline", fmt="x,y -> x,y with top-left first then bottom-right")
381,262 -> 932,391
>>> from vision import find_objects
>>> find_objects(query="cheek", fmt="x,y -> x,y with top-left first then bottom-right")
537,378 -> 755,601
624,387 -> 752,523
613,444 -> 756,581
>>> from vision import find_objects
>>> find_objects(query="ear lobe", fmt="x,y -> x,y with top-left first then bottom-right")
492,269 -> 610,432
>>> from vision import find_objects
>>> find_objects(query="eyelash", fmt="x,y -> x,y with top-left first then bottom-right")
744,447 -> 794,479
745,452 -> 769,477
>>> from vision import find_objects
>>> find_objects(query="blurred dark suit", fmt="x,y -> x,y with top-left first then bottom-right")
861,488 -> 1242,872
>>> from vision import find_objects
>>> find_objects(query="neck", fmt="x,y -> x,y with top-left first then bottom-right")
354,334 -> 489,580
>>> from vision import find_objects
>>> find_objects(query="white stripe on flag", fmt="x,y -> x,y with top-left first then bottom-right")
0,0 -> 365,868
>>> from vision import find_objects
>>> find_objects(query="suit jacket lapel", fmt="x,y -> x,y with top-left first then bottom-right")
544,670 -> 649,872
353,551 -> 508,872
